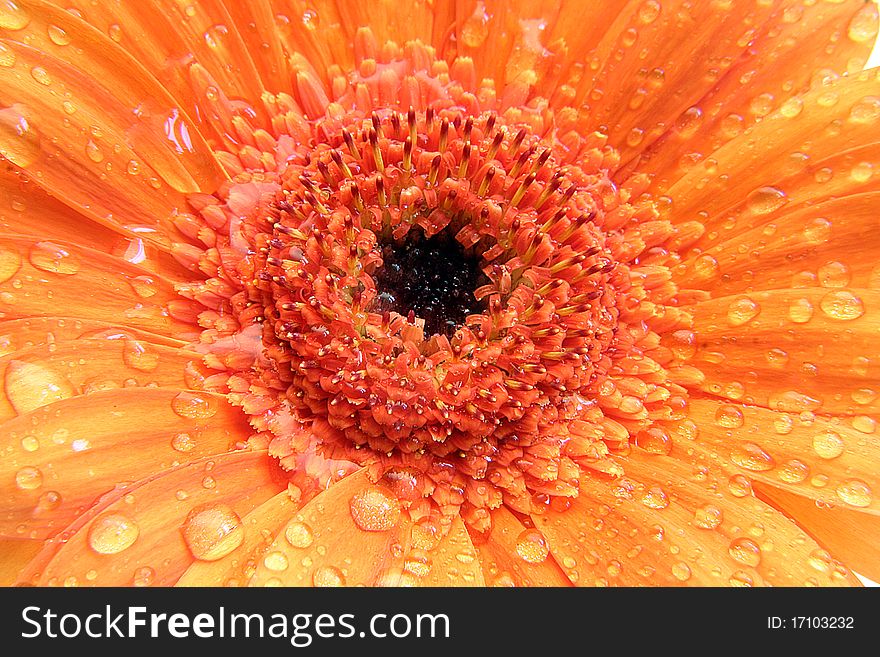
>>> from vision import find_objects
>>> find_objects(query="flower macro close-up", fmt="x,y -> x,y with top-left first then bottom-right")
1,0 -> 880,589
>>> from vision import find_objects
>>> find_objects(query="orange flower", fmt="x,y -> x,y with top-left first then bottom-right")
1,0 -> 879,587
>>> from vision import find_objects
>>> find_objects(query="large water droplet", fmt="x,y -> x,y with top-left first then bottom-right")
515,528 -> 549,564
88,513 -> 139,554
349,485 -> 401,532
730,442 -> 775,472
5,359 -> 74,414
181,503 -> 244,561
819,290 -> 864,321
812,430 -> 844,460
29,241 -> 81,275
788,297 -> 814,324
714,404 -> 744,429
263,551 -> 289,572
122,339 -> 159,372
835,479 -> 872,508
0,244 -> 21,283
693,504 -> 723,530
727,296 -> 760,326
0,1 -> 30,30
312,565 -> 346,587
728,537 -> 761,567
47,24 -> 71,46
15,465 -> 42,490
171,391 -> 217,419
0,104 -> 42,167
746,186 -> 787,215
285,521 -> 315,549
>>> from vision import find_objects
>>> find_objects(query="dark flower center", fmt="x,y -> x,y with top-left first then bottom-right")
372,228 -> 487,338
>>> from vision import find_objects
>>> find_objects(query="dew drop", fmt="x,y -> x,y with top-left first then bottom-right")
0,244 -> 21,283
728,474 -> 753,498
460,4 -> 490,48
0,1 -> 29,30
29,241 -> 81,275
727,296 -> 760,326
128,275 -> 157,297
671,562 -> 691,582
817,261 -> 850,288
835,479 -> 872,508
263,551 -> 289,572
181,503 -> 244,561
812,430 -> 844,460
819,290 -> 864,321
746,186 -> 787,215
285,521 -> 315,549
133,566 -> 156,587
848,96 -> 880,124
730,442 -> 775,472
88,513 -> 139,554
641,486 -> 669,509
85,139 -> 104,163
171,432 -> 195,453
0,42 -> 14,67
778,459 -> 809,484
171,391 -> 217,419
693,504 -> 723,530
728,537 -> 761,567
47,24 -> 70,46
5,359 -> 74,414
30,66 -> 51,86
20,435 -> 39,452
0,104 -> 41,167
515,528 -> 550,564
728,570 -> 754,587
634,427 -> 673,455
788,297 -> 814,324
122,339 -> 159,372
349,485 -> 401,532
15,465 -> 42,490
714,404 -> 744,429
312,565 -> 346,587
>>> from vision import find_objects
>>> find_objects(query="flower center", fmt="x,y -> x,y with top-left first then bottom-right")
372,228 -> 487,338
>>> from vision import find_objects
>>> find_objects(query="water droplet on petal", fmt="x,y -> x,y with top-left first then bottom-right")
88,513 -> 139,554
312,565 -> 346,587
0,244 -> 21,283
263,551 -> 289,572
285,521 -> 315,549
727,296 -> 760,326
641,486 -> 669,509
728,537 -> 761,567
788,297 -> 814,323
849,96 -> 880,124
0,1 -> 29,29
835,479 -> 872,508
5,359 -> 74,414
731,442 -> 775,472
30,66 -> 51,86
133,566 -> 156,587
47,24 -> 70,46
746,186 -> 787,215
714,404 -> 744,429
85,139 -> 104,163
0,104 -> 41,167
349,485 -> 401,531
181,503 -> 244,561
778,459 -> 809,484
671,562 -> 691,582
819,290 -> 864,321
122,339 -> 159,372
693,504 -> 723,530
515,528 -> 549,563
727,474 -> 753,498
15,465 -> 42,490
29,241 -> 80,275
812,430 -> 844,460
171,391 -> 217,419
20,435 -> 39,452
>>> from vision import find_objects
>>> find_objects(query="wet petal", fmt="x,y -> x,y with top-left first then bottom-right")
755,482 -> 880,584
0,235 -> 196,338
0,317 -> 186,355
532,449 -> 857,586
472,505 -> 571,586
249,470 -> 409,587
176,491 -> 298,586
685,288 -> 880,414
0,338 -> 203,421
17,450 -> 281,586
631,0 -> 877,179
0,387 -> 253,539
672,398 -> 880,515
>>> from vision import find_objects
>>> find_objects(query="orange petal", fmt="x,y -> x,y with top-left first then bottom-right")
0,317 -> 186,354
573,0 -> 779,164
532,449 -> 858,586
630,0 -> 877,180
755,482 -> 880,584
248,469 -> 410,587
0,338 -> 203,422
668,398 -> 880,516
176,491 -> 298,587
0,538 -> 41,585
662,70 -> 880,235
471,504 -> 571,586
17,450 -> 282,586
0,166 -> 189,280
1,0 -> 224,189
675,192 -> 880,296
685,288 -> 880,414
0,235 -> 196,338
0,387 -> 253,539
406,514 -> 484,587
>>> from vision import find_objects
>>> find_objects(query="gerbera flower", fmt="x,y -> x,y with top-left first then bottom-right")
0,0 -> 878,588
